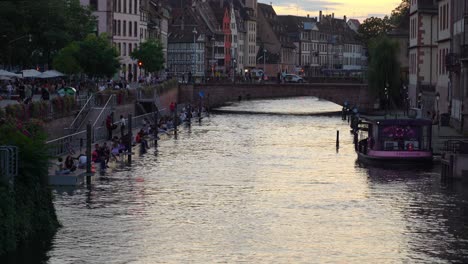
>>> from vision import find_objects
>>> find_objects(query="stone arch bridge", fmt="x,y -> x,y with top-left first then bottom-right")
179,83 -> 372,110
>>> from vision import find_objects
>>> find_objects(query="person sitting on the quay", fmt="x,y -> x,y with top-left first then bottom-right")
92,144 -> 100,163
65,155 -> 77,172
110,142 -> 121,160
102,142 -> 111,166
142,117 -> 151,135
135,129 -> 149,153
55,157 -> 71,175
77,154 -> 87,169
179,111 -> 186,123
121,133 -> 132,152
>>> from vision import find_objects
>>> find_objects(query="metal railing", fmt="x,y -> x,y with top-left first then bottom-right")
68,95 -> 95,133
92,95 -> 115,129
0,146 -> 18,187
442,139 -> 468,154
46,130 -> 87,157
47,108 -> 169,156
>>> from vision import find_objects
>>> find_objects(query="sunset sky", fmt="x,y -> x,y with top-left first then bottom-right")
259,0 -> 402,22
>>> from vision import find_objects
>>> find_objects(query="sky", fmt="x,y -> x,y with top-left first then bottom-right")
259,0 -> 402,22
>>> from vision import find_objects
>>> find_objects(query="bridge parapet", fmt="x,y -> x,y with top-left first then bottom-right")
180,83 -> 372,111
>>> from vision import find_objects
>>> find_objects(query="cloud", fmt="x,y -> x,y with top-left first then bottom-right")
260,0 -> 399,20
262,0 -> 343,13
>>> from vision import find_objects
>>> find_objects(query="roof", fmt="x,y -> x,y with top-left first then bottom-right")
168,7 -> 211,43
258,3 -> 296,49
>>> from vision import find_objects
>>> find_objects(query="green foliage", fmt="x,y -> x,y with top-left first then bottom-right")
358,16 -> 392,47
131,39 -> 165,73
0,122 -> 59,256
389,0 -> 410,29
0,0 -> 96,67
53,42 -> 82,75
368,37 -> 401,104
78,34 -> 120,78
358,0 -> 409,47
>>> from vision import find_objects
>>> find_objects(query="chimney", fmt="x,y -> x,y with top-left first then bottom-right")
319,10 -> 322,21
332,13 -> 334,19
344,15 -> 346,22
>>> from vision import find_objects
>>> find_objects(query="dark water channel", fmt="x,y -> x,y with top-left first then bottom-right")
11,97 -> 468,263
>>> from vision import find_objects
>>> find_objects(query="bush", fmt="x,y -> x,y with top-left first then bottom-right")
0,122 -> 59,256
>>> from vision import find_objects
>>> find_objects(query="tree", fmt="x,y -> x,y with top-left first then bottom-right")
130,39 -> 165,73
52,42 -> 82,75
368,37 -> 401,107
357,16 -> 392,47
389,0 -> 410,29
0,0 -> 96,68
78,34 -> 120,78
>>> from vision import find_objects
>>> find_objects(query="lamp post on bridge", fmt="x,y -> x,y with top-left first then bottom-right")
192,28 -> 197,83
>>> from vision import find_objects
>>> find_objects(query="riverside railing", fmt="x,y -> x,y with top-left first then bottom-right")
68,95 -> 95,133
92,109 -> 167,143
92,95 -> 116,140
47,108 -> 170,156
46,130 -> 87,157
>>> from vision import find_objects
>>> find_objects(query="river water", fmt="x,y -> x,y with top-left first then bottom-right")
28,98 -> 468,263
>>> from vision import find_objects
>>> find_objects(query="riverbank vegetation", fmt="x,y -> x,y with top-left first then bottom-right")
0,120 -> 59,256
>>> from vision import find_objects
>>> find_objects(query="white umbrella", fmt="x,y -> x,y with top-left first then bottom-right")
22,69 -> 42,78
37,70 -> 65,79
0,69 -> 18,77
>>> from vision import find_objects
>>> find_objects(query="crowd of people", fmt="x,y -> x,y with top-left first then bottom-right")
54,103 -> 210,175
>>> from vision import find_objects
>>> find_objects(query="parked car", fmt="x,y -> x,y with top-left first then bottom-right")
284,74 -> 304,83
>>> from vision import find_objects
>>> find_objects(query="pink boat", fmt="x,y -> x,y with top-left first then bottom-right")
355,117 -> 433,164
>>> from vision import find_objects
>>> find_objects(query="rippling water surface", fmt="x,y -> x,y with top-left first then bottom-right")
43,97 -> 468,263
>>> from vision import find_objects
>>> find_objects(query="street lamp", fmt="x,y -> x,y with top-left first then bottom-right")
211,36 -> 215,78
418,91 -> 422,108
263,48 -> 266,80
436,92 -> 440,128
192,28 -> 197,83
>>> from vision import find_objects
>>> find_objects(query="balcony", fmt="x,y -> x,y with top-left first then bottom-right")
214,53 -> 225,59
419,84 -> 435,92
215,41 -> 225,47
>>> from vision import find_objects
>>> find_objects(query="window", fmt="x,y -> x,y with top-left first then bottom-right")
123,43 -> 127,56
135,0 -> 138,14
129,43 -> 132,55
118,0 -> 121,12
113,20 -> 116,36
129,0 -> 132,14
129,21 -> 132,36
90,0 -> 98,10
134,22 -> 137,37
123,0 -> 127,13
123,21 -> 126,37
114,0 -> 117,12
117,20 -> 121,36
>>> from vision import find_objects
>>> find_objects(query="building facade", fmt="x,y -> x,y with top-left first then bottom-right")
80,0 -> 148,81
408,0 -> 438,112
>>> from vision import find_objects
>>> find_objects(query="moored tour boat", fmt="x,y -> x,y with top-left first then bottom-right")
355,116 -> 433,164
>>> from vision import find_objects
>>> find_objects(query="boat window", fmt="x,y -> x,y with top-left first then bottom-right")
378,125 -> 428,151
